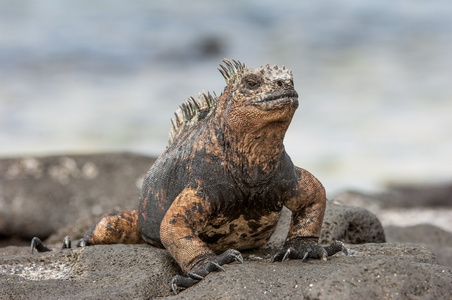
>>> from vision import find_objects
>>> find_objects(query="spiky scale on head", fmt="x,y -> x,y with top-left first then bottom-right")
261,63 -> 293,81
218,59 -> 246,85
218,59 -> 293,87
168,58 -> 297,146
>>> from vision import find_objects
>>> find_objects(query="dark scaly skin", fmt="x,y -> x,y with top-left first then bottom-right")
31,59 -> 346,293
77,210 -> 144,247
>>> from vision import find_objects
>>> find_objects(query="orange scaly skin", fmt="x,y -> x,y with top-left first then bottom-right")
32,59 -> 346,292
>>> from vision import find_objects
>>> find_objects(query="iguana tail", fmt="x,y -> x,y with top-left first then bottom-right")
31,210 -> 144,253
77,210 -> 145,247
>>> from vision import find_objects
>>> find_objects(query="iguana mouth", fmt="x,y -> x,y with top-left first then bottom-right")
253,90 -> 299,111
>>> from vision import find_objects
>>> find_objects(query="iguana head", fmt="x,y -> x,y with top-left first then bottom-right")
218,59 -> 299,131
168,59 -> 299,147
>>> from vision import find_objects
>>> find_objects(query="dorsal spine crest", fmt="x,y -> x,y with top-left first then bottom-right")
168,91 -> 218,145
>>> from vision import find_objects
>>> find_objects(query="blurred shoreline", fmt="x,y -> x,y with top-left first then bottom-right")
1,1 -> 451,194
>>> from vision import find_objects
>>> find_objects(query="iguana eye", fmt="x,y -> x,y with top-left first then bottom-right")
245,79 -> 259,89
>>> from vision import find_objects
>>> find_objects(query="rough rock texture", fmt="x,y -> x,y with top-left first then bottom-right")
0,244 -> 177,299
320,201 -> 386,244
265,201 -> 385,249
332,188 -> 452,266
169,243 -> 451,300
1,243 -> 450,299
385,224 -> 452,268
333,183 -> 452,209
0,153 -> 155,240
333,186 -> 452,223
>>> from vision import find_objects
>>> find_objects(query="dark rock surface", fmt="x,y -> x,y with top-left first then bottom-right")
385,224 -> 452,268
0,244 -> 177,299
265,201 -> 386,249
383,183 -> 452,208
332,188 -> 452,270
320,201 -> 386,244
1,153 -> 451,299
333,183 -> 452,211
169,243 -> 451,300
0,153 -> 155,240
1,243 -> 450,299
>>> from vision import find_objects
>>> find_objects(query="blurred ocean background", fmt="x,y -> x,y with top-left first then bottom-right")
1,0 -> 451,195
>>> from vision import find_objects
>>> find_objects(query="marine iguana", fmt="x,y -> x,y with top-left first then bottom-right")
32,59 -> 347,292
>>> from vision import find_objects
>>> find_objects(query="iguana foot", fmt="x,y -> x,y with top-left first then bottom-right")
30,237 -> 52,254
31,236 -> 74,254
271,240 -> 347,262
171,249 -> 243,294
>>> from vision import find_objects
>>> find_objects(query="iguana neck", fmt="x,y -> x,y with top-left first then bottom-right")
217,119 -> 289,179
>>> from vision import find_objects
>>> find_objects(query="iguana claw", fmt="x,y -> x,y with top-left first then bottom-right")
301,250 -> 310,262
171,275 -> 198,294
31,237 -> 52,254
220,249 -> 243,264
272,240 -> 347,262
324,241 -> 348,256
62,236 -> 71,249
32,236 -> 78,254
277,247 -> 298,262
187,272 -> 204,281
171,249 -> 243,294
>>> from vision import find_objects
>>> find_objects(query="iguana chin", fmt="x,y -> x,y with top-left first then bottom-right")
32,59 -> 346,292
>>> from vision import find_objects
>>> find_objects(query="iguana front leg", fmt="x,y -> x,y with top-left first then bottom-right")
272,168 -> 347,262
159,188 -> 243,293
